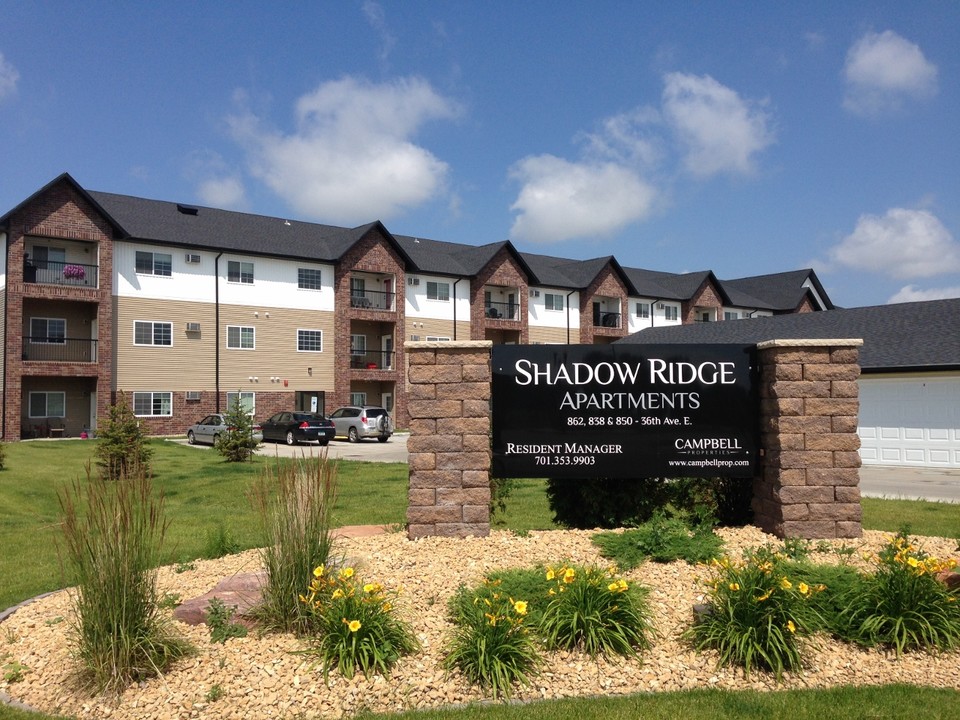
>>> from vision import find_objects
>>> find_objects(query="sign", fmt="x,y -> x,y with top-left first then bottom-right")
491,344 -> 759,479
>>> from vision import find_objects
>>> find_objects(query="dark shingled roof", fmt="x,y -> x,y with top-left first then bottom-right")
719,269 -> 834,311
618,298 -> 960,371
87,191 -> 406,264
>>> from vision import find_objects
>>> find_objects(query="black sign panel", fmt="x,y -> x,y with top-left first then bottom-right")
491,344 -> 759,479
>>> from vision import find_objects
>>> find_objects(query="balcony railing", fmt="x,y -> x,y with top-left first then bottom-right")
594,311 -> 621,328
24,260 -> 98,288
349,290 -> 394,311
22,337 -> 98,363
484,301 -> 519,320
349,350 -> 395,370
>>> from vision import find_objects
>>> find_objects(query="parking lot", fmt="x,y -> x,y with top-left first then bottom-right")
171,432 -> 409,463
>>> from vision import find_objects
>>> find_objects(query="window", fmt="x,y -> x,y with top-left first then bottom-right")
226,391 -> 255,416
298,329 -> 323,352
227,260 -> 254,284
664,306 -> 678,321
350,334 -> 367,355
298,268 -> 322,290
135,250 -> 172,276
30,317 -> 66,344
724,311 -> 740,320
425,336 -> 451,342
133,391 -> 172,417
134,321 -> 172,346
544,293 -> 564,311
426,281 -> 450,301
226,326 -> 255,350
350,392 -> 367,406
28,391 -> 65,418
635,302 -> 650,319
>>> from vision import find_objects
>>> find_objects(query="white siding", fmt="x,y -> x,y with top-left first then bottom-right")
859,374 -> 960,468
528,288 -> 579,329
405,275 -> 469,321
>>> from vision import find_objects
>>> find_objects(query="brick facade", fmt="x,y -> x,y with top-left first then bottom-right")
682,277 -> 724,323
752,339 -> 863,539
406,341 -> 492,539
470,247 -> 528,343
579,264 -> 628,344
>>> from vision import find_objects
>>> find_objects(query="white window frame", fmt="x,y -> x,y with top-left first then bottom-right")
425,336 -> 451,342
226,391 -> 256,416
426,281 -> 450,301
28,391 -> 66,418
297,329 -> 324,352
227,260 -> 254,284
635,302 -> 650,319
664,306 -> 679,321
132,391 -> 172,417
544,293 -> 564,311
350,334 -> 367,356
134,320 -> 173,347
30,317 -> 66,344
724,311 -> 740,320
226,325 -> 255,350
350,392 -> 367,406
135,250 -> 172,277
298,267 -> 323,290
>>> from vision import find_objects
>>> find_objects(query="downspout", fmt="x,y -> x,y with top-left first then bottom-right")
565,289 -> 576,344
1,232 -> 7,439
452,278 -> 462,340
649,298 -> 661,328
215,252 -> 223,413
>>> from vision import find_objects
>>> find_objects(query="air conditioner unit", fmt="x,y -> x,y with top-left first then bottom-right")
185,253 -> 201,264
529,289 -> 540,297
185,391 -> 202,401
185,322 -> 201,332
407,277 -> 420,286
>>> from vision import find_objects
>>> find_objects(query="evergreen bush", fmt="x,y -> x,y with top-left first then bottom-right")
545,477 -> 672,529
215,394 -> 261,462
94,391 -> 152,481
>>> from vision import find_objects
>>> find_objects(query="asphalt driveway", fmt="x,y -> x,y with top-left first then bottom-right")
170,432 -> 409,463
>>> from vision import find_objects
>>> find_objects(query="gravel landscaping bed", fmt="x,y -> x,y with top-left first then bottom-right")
2,527 -> 959,720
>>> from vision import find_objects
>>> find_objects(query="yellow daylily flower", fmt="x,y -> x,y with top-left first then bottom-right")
546,568 -> 556,581
780,577 -> 792,590
798,582 -> 810,596
728,582 -> 740,592
347,620 -> 361,633
786,620 -> 796,634
513,600 -> 528,615
313,565 -> 325,578
340,567 -> 355,579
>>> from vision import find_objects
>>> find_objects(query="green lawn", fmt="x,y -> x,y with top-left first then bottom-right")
1,440 -> 958,719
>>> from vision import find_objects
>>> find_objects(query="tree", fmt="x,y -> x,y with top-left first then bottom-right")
94,391 -> 152,480
215,394 -> 261,462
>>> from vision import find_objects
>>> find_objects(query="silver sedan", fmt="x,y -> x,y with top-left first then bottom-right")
186,414 -> 263,446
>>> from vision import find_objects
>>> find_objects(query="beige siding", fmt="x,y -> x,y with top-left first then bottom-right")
529,325 -> 575,344
408,318 -> 470,341
114,298 -> 336,392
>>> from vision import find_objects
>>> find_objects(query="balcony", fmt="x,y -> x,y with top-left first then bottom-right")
24,260 -> 99,289
594,311 -> 621,329
484,300 -> 520,320
349,350 -> 395,371
22,337 -> 98,363
349,289 -> 395,311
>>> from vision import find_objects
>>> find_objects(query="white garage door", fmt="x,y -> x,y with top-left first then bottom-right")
858,375 -> 960,468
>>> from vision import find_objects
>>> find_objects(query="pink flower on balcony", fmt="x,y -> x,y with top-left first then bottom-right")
63,264 -> 86,280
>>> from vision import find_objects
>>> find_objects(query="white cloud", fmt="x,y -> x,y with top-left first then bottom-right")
0,52 -> 20,101
843,30 -> 938,115
198,175 -> 247,210
229,76 -> 460,225
888,284 -> 960,304
362,1 -> 396,63
661,72 -> 774,177
828,208 -> 960,279
509,155 -> 656,243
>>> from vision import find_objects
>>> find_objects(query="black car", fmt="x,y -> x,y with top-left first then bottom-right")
260,412 -> 336,445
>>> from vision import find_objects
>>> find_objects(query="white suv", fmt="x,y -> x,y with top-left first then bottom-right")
328,406 -> 394,443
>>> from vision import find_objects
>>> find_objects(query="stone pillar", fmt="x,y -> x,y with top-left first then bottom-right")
406,341 -> 492,539
752,339 -> 863,539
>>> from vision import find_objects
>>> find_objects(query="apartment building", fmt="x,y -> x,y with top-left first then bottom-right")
0,173 -> 833,440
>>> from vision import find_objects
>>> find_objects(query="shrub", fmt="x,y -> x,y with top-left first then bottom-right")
489,476 -> 517,519
215,394 -> 261,462
669,476 -> 753,527
539,564 -> 654,659
445,579 -> 541,698
685,547 -> 823,679
57,469 -> 191,693
94,391 -> 152,481
300,565 -> 418,681
593,512 -> 725,569
449,568 -> 548,627
546,477 -> 672,529
249,456 -> 338,633
836,532 -> 960,655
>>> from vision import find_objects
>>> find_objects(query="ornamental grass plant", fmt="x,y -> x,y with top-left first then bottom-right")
685,547 -> 824,679
836,531 -> 960,655
57,469 -> 191,693
445,578 -> 542,699
539,564 -> 654,659
299,565 -> 418,681
249,455 -> 338,633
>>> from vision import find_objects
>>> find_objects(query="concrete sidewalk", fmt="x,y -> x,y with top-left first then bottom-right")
859,465 -> 960,503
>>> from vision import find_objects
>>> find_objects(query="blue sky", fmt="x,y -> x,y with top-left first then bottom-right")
2,2 -> 958,308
